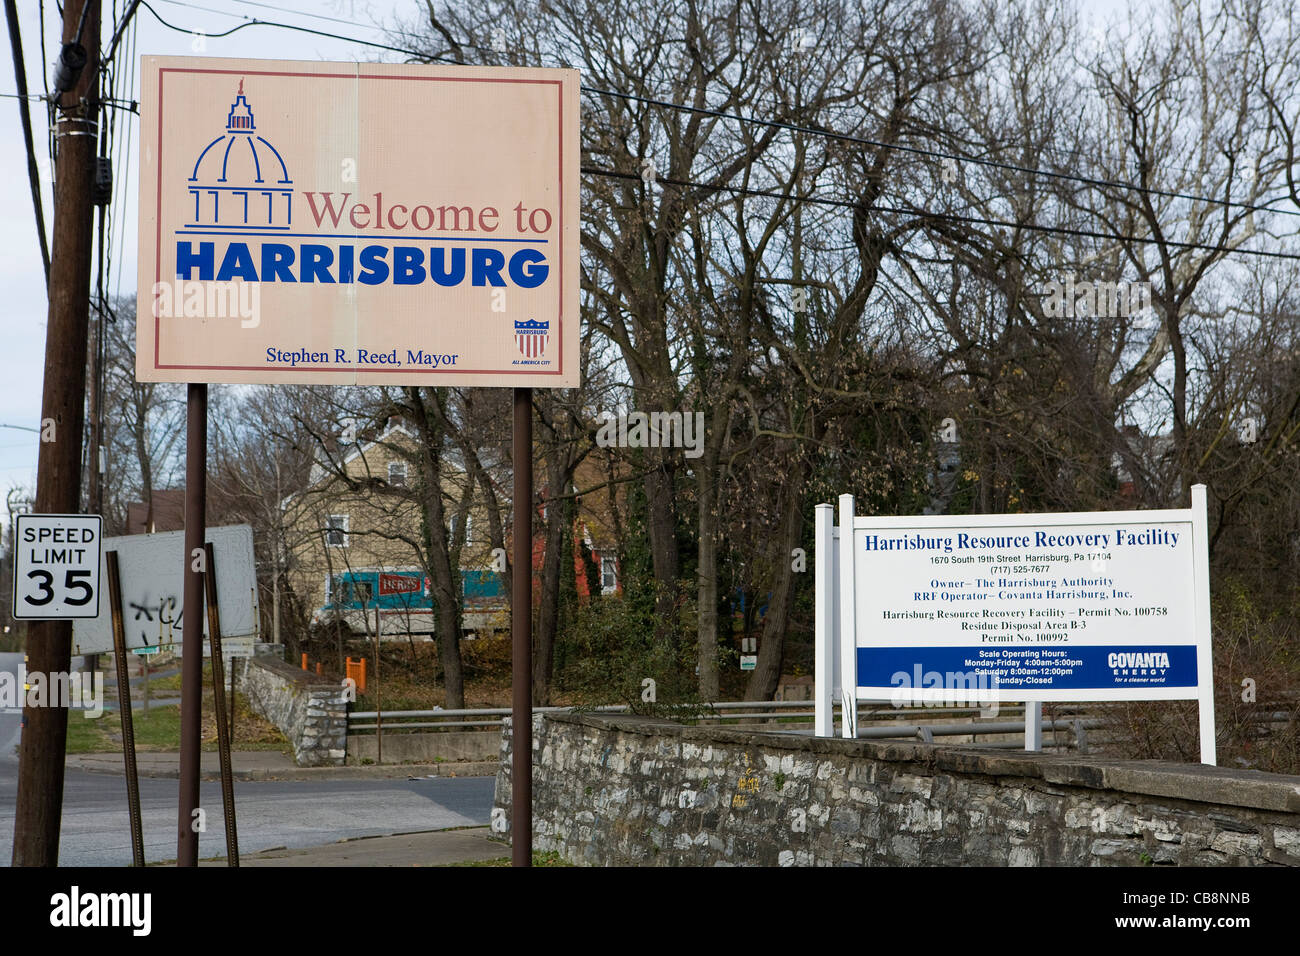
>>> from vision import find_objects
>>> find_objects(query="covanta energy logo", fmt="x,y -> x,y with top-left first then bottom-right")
1108,650 -> 1171,680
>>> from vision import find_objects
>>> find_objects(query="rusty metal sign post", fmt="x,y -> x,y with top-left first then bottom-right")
375,603 -> 383,766
512,387 -> 532,867
203,541 -> 239,865
106,550 -> 145,867
177,384 -> 207,866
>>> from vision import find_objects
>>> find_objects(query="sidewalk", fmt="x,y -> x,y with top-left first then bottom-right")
196,827 -> 509,866
67,750 -> 499,781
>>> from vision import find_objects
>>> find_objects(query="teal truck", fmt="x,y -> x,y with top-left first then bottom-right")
310,567 -> 506,638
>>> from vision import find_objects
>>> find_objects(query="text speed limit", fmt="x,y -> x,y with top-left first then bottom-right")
12,514 -> 103,619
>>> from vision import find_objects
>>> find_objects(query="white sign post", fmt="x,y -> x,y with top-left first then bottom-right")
815,486 -> 1216,765
12,514 -> 103,619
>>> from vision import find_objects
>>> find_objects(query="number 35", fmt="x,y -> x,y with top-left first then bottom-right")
25,569 -> 93,606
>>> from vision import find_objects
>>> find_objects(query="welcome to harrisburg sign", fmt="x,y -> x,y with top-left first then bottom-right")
813,486 -> 1216,764
137,57 -> 579,387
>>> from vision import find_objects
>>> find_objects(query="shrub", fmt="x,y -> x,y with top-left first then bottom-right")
556,596 -> 701,712
1101,581 -> 1300,773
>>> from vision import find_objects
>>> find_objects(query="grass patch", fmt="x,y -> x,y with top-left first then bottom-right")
144,669 -> 184,692
64,707 -> 184,752
63,683 -> 291,756
132,706 -> 184,749
65,711 -> 117,753
450,850 -> 571,867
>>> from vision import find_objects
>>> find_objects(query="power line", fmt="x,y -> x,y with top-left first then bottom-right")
139,0 -> 437,59
583,86 -> 1299,222
101,0 -> 140,79
584,165 -> 1300,262
164,0 -> 431,45
165,0 -> 1190,185
4,0 -> 50,286
111,14 -> 136,302
127,1 -> 1300,263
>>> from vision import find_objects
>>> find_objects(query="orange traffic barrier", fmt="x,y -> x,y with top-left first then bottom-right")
345,656 -> 367,694
301,653 -> 308,671
315,662 -> 322,675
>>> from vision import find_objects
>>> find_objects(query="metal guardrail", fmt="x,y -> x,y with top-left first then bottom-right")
348,699 -> 1044,726
347,698 -> 1296,754
348,699 -> 1097,747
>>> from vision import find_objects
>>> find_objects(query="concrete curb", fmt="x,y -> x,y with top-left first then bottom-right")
189,826 -> 509,867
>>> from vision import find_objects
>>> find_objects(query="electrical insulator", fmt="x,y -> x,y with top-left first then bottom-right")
51,42 -> 87,96
93,157 -> 113,205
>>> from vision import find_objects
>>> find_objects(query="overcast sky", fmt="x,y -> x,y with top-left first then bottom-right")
0,0 -> 411,515
0,0 -> 1135,529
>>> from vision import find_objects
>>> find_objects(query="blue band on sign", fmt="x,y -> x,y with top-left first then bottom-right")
856,645 -> 1198,690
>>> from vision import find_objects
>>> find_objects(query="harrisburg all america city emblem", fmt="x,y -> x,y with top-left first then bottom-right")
515,318 -> 549,358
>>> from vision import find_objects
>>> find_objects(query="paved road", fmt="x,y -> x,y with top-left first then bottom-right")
0,654 -> 24,765
0,652 -> 496,866
0,770 -> 494,865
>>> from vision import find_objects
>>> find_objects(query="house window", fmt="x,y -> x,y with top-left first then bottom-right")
601,555 -> 618,594
326,514 -> 349,547
449,514 -> 474,544
388,461 -> 407,487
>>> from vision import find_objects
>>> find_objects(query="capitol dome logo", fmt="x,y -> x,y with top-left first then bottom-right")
187,80 -> 292,229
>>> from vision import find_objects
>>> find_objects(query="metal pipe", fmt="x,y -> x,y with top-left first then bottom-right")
352,722 -> 477,729
177,382 -> 206,867
107,551 -> 144,866
348,704 -> 629,720
512,386 -> 532,867
203,541 -> 238,866
348,717 -> 1111,736
346,701 -> 1028,721
857,718 -> 1106,739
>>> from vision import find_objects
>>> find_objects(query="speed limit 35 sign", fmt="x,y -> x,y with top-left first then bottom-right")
12,514 -> 102,619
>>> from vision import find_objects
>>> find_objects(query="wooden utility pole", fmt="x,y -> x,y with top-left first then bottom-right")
11,0 -> 100,867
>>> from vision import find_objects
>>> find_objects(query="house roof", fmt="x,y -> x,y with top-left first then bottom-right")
125,489 -> 186,535
281,418 -> 467,511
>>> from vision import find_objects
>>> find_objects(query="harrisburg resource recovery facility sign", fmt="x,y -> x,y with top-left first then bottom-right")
137,57 -> 579,387
814,486 -> 1216,763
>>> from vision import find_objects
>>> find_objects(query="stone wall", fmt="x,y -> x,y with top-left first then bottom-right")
493,712 -> 1300,867
236,656 -> 348,766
